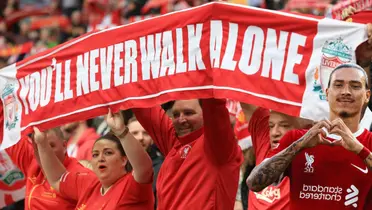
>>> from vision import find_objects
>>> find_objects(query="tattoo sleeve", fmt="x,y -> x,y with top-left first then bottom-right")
363,153 -> 372,171
247,139 -> 302,192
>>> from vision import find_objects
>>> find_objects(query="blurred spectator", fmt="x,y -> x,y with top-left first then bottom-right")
61,120 -> 100,160
127,116 -> 164,209
60,0 -> 83,17
69,10 -> 87,38
19,0 -> 52,9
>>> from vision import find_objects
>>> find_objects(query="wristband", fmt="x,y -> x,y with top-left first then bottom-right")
358,146 -> 371,160
117,126 -> 129,138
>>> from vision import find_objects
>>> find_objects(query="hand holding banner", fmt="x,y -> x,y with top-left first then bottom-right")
0,2 -> 368,149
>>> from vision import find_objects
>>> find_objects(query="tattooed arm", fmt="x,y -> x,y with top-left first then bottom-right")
247,120 -> 332,192
246,139 -> 301,192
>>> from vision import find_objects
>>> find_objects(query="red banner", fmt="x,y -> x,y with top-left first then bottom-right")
332,0 -> 372,19
0,2 -> 368,149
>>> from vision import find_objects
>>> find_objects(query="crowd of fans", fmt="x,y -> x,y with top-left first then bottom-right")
0,0 -> 372,210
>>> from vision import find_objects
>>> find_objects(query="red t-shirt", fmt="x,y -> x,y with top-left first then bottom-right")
247,108 -> 290,210
5,136 -> 90,210
133,99 -> 243,210
59,171 -> 154,210
269,128 -> 372,210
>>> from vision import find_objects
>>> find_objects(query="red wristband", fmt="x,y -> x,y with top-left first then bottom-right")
358,146 -> 371,160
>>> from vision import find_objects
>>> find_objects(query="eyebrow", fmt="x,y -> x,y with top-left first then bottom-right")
92,148 -> 114,153
333,79 -> 362,84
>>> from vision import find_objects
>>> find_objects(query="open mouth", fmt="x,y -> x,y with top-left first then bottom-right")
271,140 -> 280,148
98,165 -> 107,171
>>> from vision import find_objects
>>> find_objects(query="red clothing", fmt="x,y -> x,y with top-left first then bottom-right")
59,171 -> 154,209
269,128 -> 372,210
5,136 -> 91,210
0,151 -> 26,208
67,128 -> 100,160
247,108 -> 290,210
345,11 -> 372,24
133,99 -> 243,210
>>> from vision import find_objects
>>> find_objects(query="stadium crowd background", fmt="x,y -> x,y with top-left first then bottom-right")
0,0 -> 371,210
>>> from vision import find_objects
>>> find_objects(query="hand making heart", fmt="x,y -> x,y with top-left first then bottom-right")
329,118 -> 364,154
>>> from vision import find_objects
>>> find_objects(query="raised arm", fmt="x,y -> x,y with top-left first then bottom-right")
247,120 -> 332,192
132,106 -> 176,156
33,127 -> 66,192
202,98 -> 239,165
240,103 -> 258,123
106,110 -> 153,184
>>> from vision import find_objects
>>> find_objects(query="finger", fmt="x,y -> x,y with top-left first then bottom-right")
319,135 -> 332,145
349,6 -> 356,14
107,108 -> 113,118
331,118 -> 343,129
316,120 -> 331,131
33,126 -> 41,139
329,128 -> 346,138
319,128 -> 327,138
331,139 -> 343,146
368,23 -> 372,37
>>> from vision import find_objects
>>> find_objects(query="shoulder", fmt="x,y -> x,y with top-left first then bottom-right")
274,129 -> 308,152
281,129 -> 307,142
65,157 -> 93,172
357,129 -> 372,147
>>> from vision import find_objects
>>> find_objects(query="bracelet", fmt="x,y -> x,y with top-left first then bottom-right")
358,146 -> 371,160
117,127 -> 129,139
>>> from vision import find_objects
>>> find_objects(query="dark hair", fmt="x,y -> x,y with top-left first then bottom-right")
94,133 -> 132,172
327,63 -> 369,89
166,99 -> 203,110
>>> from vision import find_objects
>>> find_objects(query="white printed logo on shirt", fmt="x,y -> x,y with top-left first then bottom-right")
254,186 -> 281,203
344,185 -> 359,208
180,145 -> 192,159
304,152 -> 314,173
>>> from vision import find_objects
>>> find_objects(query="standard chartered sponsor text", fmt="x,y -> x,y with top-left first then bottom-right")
300,184 -> 342,201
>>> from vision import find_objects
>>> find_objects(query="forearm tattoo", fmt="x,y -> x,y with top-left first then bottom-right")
248,139 -> 302,192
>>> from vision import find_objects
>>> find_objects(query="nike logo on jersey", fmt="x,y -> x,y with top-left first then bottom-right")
351,164 -> 368,174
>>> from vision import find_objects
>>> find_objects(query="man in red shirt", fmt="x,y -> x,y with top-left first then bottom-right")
240,103 -> 311,210
133,98 -> 243,210
247,63 -> 372,209
5,128 -> 91,210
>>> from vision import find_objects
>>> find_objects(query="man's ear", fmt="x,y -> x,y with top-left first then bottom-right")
366,90 -> 371,104
325,88 -> 329,101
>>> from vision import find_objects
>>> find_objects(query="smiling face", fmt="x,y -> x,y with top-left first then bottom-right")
91,139 -> 127,188
171,100 -> 203,137
326,67 -> 370,119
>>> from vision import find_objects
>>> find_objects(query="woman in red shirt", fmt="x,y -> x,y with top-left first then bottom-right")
32,110 -> 154,210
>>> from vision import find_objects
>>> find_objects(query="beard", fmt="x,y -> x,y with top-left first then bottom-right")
339,111 -> 351,118
338,110 -> 358,118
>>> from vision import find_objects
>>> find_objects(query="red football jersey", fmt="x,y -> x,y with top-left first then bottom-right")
59,172 -> 154,210
270,128 -> 372,209
248,108 -> 290,210
5,136 -> 90,210
133,99 -> 243,210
